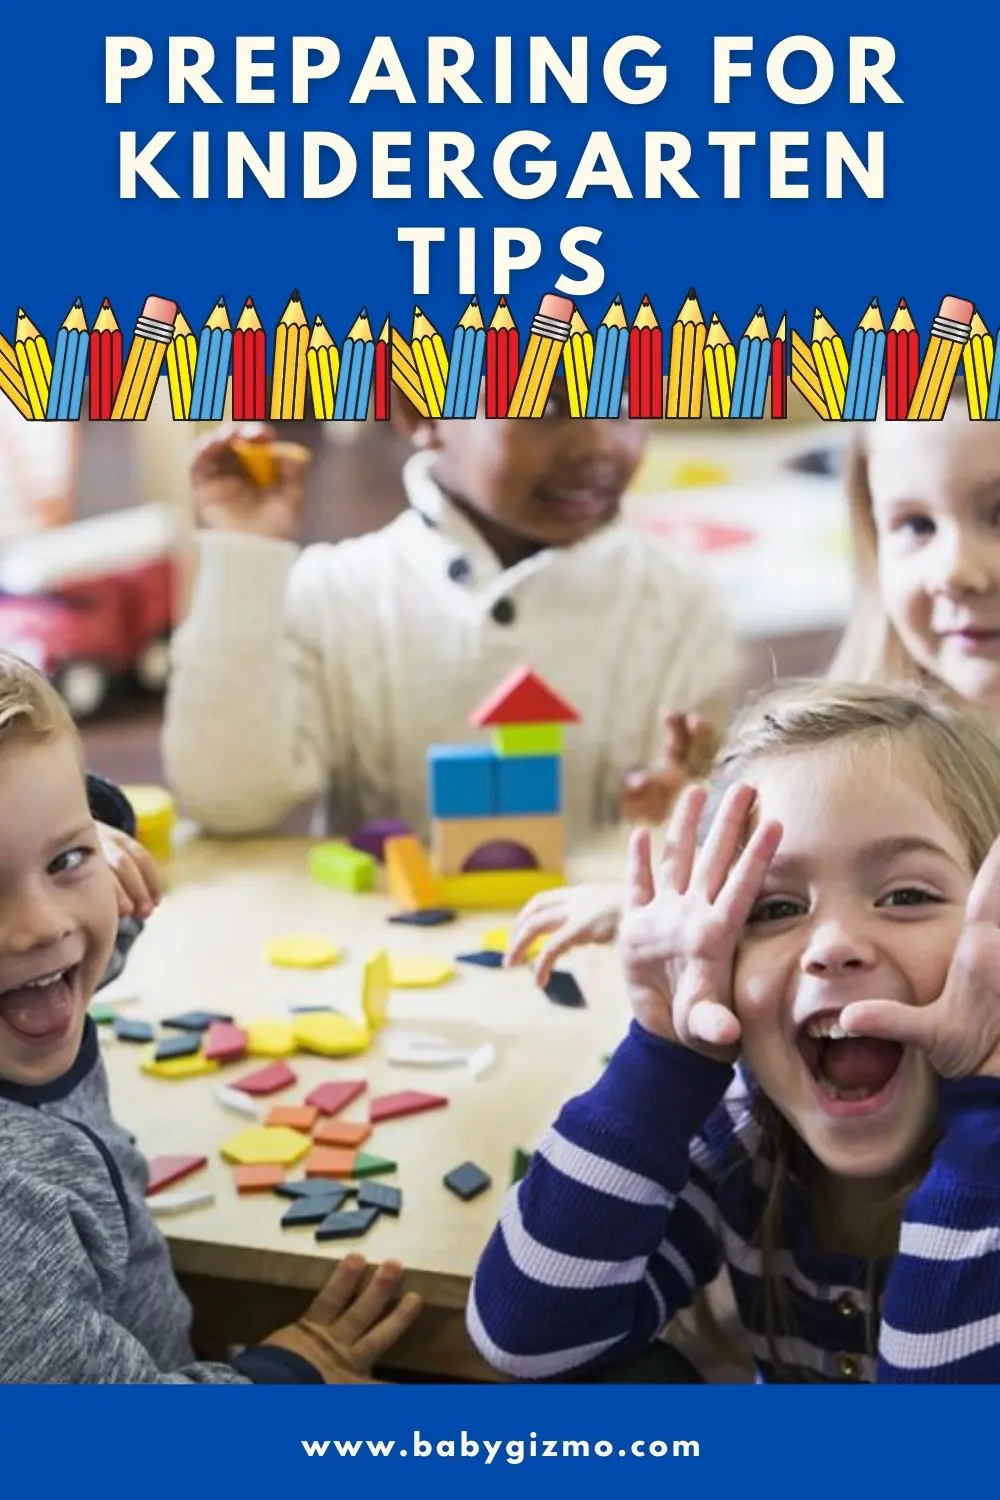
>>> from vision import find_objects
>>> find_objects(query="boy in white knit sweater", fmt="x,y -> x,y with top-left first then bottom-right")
164,383 -> 738,843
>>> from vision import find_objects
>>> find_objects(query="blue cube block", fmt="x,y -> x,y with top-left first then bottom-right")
428,745 -> 497,818
495,754 -> 561,816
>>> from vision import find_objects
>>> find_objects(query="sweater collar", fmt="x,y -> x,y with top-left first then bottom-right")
0,1017 -> 98,1105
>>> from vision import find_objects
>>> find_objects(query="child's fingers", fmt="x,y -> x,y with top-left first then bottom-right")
965,833 -> 1000,927
304,1255 -> 368,1324
839,998 -> 936,1052
625,827 -> 656,911
348,1291 -> 424,1370
332,1260 -> 408,1345
658,785 -> 706,893
126,838 -> 162,907
716,819 -> 783,930
685,999 -> 741,1050
694,783 -> 756,902
531,926 -> 586,988
505,897 -> 563,966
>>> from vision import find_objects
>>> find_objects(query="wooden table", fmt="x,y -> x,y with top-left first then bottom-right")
102,834 -> 631,1380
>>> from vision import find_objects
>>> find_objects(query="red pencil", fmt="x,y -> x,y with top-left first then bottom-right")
233,298 -> 266,421
771,314 -> 787,419
486,299 -> 518,418
88,300 -> 122,421
886,300 -> 919,420
375,317 -> 390,420
629,297 -> 662,419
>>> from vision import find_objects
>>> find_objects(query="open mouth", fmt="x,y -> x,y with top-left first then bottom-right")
0,965 -> 80,1042
797,1012 -> 903,1105
533,478 -> 619,519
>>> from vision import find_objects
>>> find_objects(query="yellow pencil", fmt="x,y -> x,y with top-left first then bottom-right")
15,309 -> 52,420
562,309 -> 594,418
411,308 -> 449,418
963,310 -> 993,421
166,310 -> 197,420
0,322 -> 32,419
111,295 -> 179,420
390,328 -> 430,417
704,314 -> 737,418
811,309 -> 849,420
270,291 -> 309,421
790,328 -> 830,420
306,316 -> 340,420
908,296 -> 976,421
508,293 -> 575,419
665,289 -> 708,419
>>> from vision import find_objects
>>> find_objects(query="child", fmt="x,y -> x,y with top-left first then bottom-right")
0,653 -> 421,1382
509,388 -> 1000,977
162,388 -> 737,841
469,680 -> 1000,1382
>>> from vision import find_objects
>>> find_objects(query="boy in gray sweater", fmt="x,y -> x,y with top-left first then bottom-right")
0,652 -> 421,1383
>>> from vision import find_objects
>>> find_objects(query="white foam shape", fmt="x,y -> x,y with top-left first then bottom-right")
149,1189 -> 216,1217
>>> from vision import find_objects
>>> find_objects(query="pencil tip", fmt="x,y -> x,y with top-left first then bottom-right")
102,298 -> 110,308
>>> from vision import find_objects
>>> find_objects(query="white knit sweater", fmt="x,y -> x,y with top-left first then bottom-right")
163,452 -> 739,842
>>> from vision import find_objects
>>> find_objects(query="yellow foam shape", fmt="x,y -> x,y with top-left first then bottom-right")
265,935 -> 341,969
245,1019 -> 298,1057
440,871 -> 564,911
389,956 -> 456,988
363,950 -> 391,1030
293,1012 -> 370,1056
482,925 -> 545,960
220,1126 -> 311,1167
141,1049 -> 220,1081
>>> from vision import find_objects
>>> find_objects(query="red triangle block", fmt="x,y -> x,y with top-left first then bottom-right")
231,1061 -> 297,1096
203,1022 -> 249,1062
146,1154 -> 207,1196
369,1090 -> 449,1123
470,666 -> 580,728
305,1080 -> 367,1117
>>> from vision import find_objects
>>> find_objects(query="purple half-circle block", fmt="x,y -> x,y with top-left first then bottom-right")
462,841 -> 538,872
349,819 -> 412,863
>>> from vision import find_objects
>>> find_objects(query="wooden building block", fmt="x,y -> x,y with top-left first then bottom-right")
313,1118 -> 372,1148
495,754 -> 561,816
305,1079 -> 367,1116
265,1105 -> 319,1132
427,745 -> 497,818
362,949 -> 391,1030
309,841 -> 376,893
430,814 -> 564,878
305,1146 -> 357,1179
234,1164 -> 286,1194
221,1126 -> 311,1167
439,870 -> 564,910
492,724 -> 564,756
384,835 -> 445,912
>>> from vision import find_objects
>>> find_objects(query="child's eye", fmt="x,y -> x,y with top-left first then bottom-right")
877,886 -> 941,909
896,514 -> 935,538
49,847 -> 92,877
747,897 -> 804,924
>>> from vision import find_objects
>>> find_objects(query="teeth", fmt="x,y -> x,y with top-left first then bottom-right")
818,1078 -> 873,1102
19,970 -> 67,991
804,1015 -> 848,1041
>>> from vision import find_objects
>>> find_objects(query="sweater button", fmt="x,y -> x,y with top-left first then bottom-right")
835,1353 -> 861,1381
835,1294 -> 858,1318
447,556 -> 471,583
491,598 -> 516,626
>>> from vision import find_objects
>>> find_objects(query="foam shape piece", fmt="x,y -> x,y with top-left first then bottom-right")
281,1193 -> 349,1227
388,956 -> 456,989
384,836 -> 445,912
495,755 -> 561,817
362,950 -> 391,1031
369,1090 -> 448,1123
246,1019 -> 298,1058
357,1181 -> 402,1216
544,971 -> 587,1009
444,1161 -> 492,1201
492,724 -> 564,757
265,1105 -> 319,1132
115,1018 -> 154,1044
313,1118 -> 372,1148
231,1061 -> 297,1096
153,1033 -> 202,1062
276,1179 -> 359,1201
221,1126 -> 312,1167
481,925 -> 545,960
349,819 -> 411,863
315,1206 -> 380,1241
309,841 -> 376,893
162,1011 -> 233,1032
352,1152 -> 397,1178
304,1146 -> 357,1179
265,935 -> 341,969
305,1079 -> 367,1116
456,950 -> 504,969
234,1164 -> 286,1193
149,1189 -> 215,1217
293,1012 -> 370,1057
440,870 -> 564,910
388,907 -> 457,927
386,1031 -> 467,1067
469,666 -> 580,728
204,1022 -> 249,1062
467,1043 -> 496,1080
146,1154 -> 207,1196
427,744 -> 497,819
213,1084 -> 260,1119
141,1049 -> 220,1081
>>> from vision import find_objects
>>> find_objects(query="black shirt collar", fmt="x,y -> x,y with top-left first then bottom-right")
0,1017 -> 98,1105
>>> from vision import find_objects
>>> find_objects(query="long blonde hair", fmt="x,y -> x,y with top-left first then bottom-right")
709,677 -> 1000,1375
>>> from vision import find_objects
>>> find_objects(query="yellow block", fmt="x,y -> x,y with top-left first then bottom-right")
140,1048 -> 220,1081
220,1126 -> 311,1167
363,950 -> 391,1031
265,936 -> 341,969
384,836 -> 445,912
293,1012 -> 370,1057
481,925 -> 546,960
389,956 -> 456,989
440,871 -> 565,910
246,1019 -> 298,1057
123,784 -> 176,862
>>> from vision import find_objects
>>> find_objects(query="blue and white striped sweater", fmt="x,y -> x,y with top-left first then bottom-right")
468,1021 -> 1000,1382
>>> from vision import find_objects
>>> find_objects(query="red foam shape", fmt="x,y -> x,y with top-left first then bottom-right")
232,1061 -> 297,1096
203,1022 -> 249,1062
146,1154 -> 208,1196
469,666 -> 580,728
369,1090 -> 449,1123
305,1080 -> 368,1117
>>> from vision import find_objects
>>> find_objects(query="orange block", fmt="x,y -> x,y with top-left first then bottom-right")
314,1118 -> 372,1148
265,1105 -> 319,1132
234,1164 -> 285,1194
305,1146 -> 357,1179
384,835 -> 444,912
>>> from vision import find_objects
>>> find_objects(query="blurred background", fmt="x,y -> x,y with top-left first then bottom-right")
0,387 -> 851,793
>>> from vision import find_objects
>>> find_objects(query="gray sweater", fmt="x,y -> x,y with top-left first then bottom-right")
0,1020 -> 317,1384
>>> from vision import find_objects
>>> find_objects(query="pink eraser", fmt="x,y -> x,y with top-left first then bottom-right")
939,296 -> 974,325
143,295 -> 178,325
538,293 -> 574,323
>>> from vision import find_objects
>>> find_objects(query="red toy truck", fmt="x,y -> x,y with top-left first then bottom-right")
0,504 -> 177,719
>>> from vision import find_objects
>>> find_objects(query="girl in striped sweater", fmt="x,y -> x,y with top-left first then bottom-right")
470,680 -> 1000,1382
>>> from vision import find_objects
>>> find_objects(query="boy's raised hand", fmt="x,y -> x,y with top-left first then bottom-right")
505,881 -> 624,987
263,1257 -> 423,1383
96,823 -> 161,921
618,783 -> 782,1061
842,833 -> 1000,1080
620,712 -> 720,826
191,422 -> 310,541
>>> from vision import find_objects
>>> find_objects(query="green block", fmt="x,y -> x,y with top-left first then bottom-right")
309,841 -> 376,893
90,1003 -> 117,1026
353,1153 -> 398,1178
493,725 -> 564,757
510,1148 -> 533,1184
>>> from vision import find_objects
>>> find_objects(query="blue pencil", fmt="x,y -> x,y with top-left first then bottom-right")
334,310 -> 375,421
986,328 -> 1000,420
45,299 -> 88,421
443,299 -> 486,418
842,301 -> 886,421
586,296 -> 629,418
730,308 -> 770,419
189,299 -> 233,421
